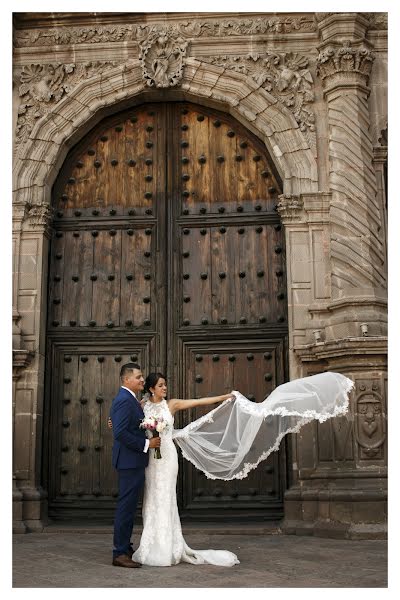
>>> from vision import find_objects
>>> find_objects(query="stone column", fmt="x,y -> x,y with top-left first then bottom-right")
12,201 -> 53,531
280,14 -> 387,539
316,13 -> 387,339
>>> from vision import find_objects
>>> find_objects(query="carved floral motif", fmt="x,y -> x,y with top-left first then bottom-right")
139,32 -> 188,88
13,16 -> 316,47
276,194 -> 304,221
15,61 -> 122,149
199,52 -> 315,150
25,203 -> 54,232
316,41 -> 375,87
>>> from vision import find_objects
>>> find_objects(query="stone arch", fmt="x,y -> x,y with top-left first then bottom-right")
13,57 -> 318,208
11,51 -> 319,533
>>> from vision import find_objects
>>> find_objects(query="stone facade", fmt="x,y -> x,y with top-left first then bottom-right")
12,12 -> 387,536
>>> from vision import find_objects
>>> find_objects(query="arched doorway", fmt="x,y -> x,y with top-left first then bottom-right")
43,101 -> 288,522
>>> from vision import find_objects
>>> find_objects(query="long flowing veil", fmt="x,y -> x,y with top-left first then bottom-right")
172,371 -> 354,480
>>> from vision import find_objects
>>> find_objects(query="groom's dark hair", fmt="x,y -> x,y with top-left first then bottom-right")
120,362 -> 141,380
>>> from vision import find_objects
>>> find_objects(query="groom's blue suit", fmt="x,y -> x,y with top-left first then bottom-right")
110,387 -> 149,559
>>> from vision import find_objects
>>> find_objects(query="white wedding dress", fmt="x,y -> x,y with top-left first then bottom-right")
132,398 -> 240,567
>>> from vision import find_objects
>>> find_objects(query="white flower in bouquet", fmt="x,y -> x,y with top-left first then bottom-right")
156,419 -> 167,433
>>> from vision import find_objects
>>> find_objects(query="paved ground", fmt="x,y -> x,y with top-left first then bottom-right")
13,528 -> 387,588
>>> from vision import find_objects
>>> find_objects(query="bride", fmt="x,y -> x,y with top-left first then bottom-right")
109,372 -> 240,567
109,368 -> 353,568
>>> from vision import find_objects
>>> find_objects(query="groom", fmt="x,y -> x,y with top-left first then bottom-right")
110,362 -> 161,568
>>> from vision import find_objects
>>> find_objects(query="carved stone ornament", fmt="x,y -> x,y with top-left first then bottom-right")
199,51 -> 316,150
276,193 -> 304,221
355,389 -> 386,460
139,31 -> 188,88
316,41 -> 375,88
13,16 -> 316,48
15,61 -> 122,149
25,203 -> 54,232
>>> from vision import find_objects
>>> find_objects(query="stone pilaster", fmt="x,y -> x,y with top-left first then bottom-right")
12,201 -> 53,531
277,192 -> 331,378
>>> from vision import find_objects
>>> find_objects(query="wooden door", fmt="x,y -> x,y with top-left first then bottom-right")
45,102 -> 287,521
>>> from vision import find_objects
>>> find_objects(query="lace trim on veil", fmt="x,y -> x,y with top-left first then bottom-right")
173,376 -> 354,481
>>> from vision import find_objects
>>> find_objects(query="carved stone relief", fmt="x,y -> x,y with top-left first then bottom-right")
25,203 -> 54,236
276,193 -> 304,222
15,46 -> 317,153
316,41 -> 375,88
355,385 -> 386,460
13,16 -> 316,48
15,61 -> 122,149
139,31 -> 188,88
199,52 -> 316,150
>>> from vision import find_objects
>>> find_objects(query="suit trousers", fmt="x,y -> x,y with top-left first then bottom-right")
113,467 -> 145,558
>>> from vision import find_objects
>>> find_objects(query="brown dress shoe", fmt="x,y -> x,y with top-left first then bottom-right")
127,547 -> 134,558
112,554 -> 142,568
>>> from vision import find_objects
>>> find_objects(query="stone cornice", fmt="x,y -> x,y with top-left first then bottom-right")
295,336 -> 388,365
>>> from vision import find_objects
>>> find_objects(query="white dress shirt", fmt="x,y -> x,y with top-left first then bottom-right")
121,386 -> 149,453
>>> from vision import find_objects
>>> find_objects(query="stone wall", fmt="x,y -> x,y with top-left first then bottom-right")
12,11 -> 387,536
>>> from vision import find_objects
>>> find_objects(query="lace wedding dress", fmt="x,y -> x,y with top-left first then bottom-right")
131,398 -> 240,567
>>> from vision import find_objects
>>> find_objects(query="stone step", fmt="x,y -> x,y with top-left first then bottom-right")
43,521 -> 282,535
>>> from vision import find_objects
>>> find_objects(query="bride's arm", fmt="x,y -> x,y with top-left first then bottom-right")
168,393 -> 234,415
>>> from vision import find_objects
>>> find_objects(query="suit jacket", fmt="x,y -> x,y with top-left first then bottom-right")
110,387 -> 149,470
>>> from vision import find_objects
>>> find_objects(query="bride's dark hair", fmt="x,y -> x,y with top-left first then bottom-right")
144,372 -> 166,395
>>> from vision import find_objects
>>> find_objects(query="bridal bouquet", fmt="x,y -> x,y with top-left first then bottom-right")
140,416 -> 167,459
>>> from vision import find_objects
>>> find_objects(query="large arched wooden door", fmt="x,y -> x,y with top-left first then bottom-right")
45,102 -> 288,521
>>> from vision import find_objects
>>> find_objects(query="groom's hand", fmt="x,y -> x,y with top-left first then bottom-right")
107,417 -> 113,429
149,437 -> 161,448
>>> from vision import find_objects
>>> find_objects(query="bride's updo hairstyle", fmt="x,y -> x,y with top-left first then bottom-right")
144,372 -> 166,396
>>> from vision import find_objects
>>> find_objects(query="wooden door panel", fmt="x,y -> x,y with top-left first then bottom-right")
180,223 -> 286,327
175,339 -> 287,517
47,344 -> 151,517
178,106 -> 280,214
48,226 -> 155,330
53,106 -> 163,216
